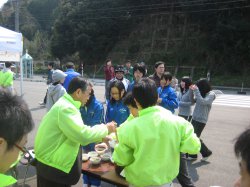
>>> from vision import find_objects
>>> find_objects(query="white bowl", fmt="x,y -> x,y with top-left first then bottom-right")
90,156 -> 101,165
82,153 -> 89,161
88,151 -> 98,158
101,153 -> 110,161
95,146 -> 107,155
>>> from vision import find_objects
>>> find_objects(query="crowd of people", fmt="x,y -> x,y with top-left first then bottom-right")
0,60 -> 249,187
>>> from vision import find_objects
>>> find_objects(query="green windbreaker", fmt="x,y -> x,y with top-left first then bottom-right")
0,173 -> 16,187
35,93 -> 109,173
113,106 -> 201,187
0,69 -> 13,87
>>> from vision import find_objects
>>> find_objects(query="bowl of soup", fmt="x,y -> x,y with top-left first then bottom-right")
101,153 -> 111,161
88,151 -> 98,158
90,157 -> 101,165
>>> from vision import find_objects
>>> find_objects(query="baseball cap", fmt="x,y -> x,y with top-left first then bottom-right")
52,69 -> 67,83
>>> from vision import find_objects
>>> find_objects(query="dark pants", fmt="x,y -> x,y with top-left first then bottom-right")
190,120 -> 212,157
37,175 -> 71,187
43,90 -> 48,104
179,115 -> 192,122
177,153 -> 195,187
36,148 -> 82,187
177,116 -> 196,187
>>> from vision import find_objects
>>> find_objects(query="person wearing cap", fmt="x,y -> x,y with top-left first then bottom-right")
106,65 -> 130,101
46,69 -> 67,111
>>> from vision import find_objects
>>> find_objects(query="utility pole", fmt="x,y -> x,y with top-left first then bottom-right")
15,0 -> 19,32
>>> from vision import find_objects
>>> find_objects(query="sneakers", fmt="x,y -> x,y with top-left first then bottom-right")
201,152 -> 212,162
39,101 -> 45,106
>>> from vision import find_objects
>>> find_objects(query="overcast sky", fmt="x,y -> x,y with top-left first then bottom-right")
0,0 -> 8,8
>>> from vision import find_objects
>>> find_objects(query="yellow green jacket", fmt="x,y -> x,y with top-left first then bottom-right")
0,69 -> 13,87
35,93 -> 109,173
113,106 -> 201,187
0,173 -> 16,187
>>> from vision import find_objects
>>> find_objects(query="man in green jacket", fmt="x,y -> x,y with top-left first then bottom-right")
35,77 -> 117,187
0,62 -> 14,94
0,91 -> 34,186
113,78 -> 201,187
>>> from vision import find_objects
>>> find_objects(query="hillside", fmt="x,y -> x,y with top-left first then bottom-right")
1,0 -> 250,86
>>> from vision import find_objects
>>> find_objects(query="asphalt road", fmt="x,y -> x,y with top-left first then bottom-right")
13,80 -> 250,187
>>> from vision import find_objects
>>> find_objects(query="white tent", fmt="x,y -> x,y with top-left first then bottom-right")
0,26 -> 23,62
0,26 -> 24,94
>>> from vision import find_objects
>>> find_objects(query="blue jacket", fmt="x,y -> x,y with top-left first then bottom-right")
80,95 -> 104,151
63,69 -> 81,91
157,85 -> 179,113
105,100 -> 130,126
127,81 -> 135,92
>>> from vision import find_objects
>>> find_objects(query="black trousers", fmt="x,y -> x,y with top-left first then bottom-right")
191,119 -> 212,157
177,115 -> 196,187
177,154 -> 195,187
37,175 -> 71,187
36,148 -> 82,187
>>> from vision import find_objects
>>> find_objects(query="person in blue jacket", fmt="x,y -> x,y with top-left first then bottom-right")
63,62 -> 81,91
106,80 -> 130,127
80,83 -> 104,187
157,72 -> 179,114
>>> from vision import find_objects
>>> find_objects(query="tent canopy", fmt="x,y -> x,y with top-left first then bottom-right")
0,26 -> 23,62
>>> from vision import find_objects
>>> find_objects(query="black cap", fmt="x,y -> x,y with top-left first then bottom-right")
115,65 -> 124,73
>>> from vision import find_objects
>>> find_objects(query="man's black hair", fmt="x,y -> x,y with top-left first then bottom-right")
154,61 -> 165,69
161,72 -> 172,82
235,128 -> 250,174
66,62 -> 75,69
5,62 -> 12,68
133,78 -> 158,109
68,77 -> 88,94
133,63 -> 146,77
123,92 -> 137,108
0,91 -> 34,150
48,62 -> 54,68
196,78 -> 211,98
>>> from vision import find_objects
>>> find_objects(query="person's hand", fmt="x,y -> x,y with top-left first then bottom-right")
190,84 -> 197,90
106,121 -> 117,134
102,136 -> 112,144
157,97 -> 162,104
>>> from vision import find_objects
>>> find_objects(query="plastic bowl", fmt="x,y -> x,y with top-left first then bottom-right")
88,151 -> 98,158
82,153 -> 89,161
101,153 -> 111,161
90,156 -> 101,165
95,146 -> 107,155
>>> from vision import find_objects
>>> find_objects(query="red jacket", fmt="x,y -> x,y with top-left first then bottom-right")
104,65 -> 114,81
